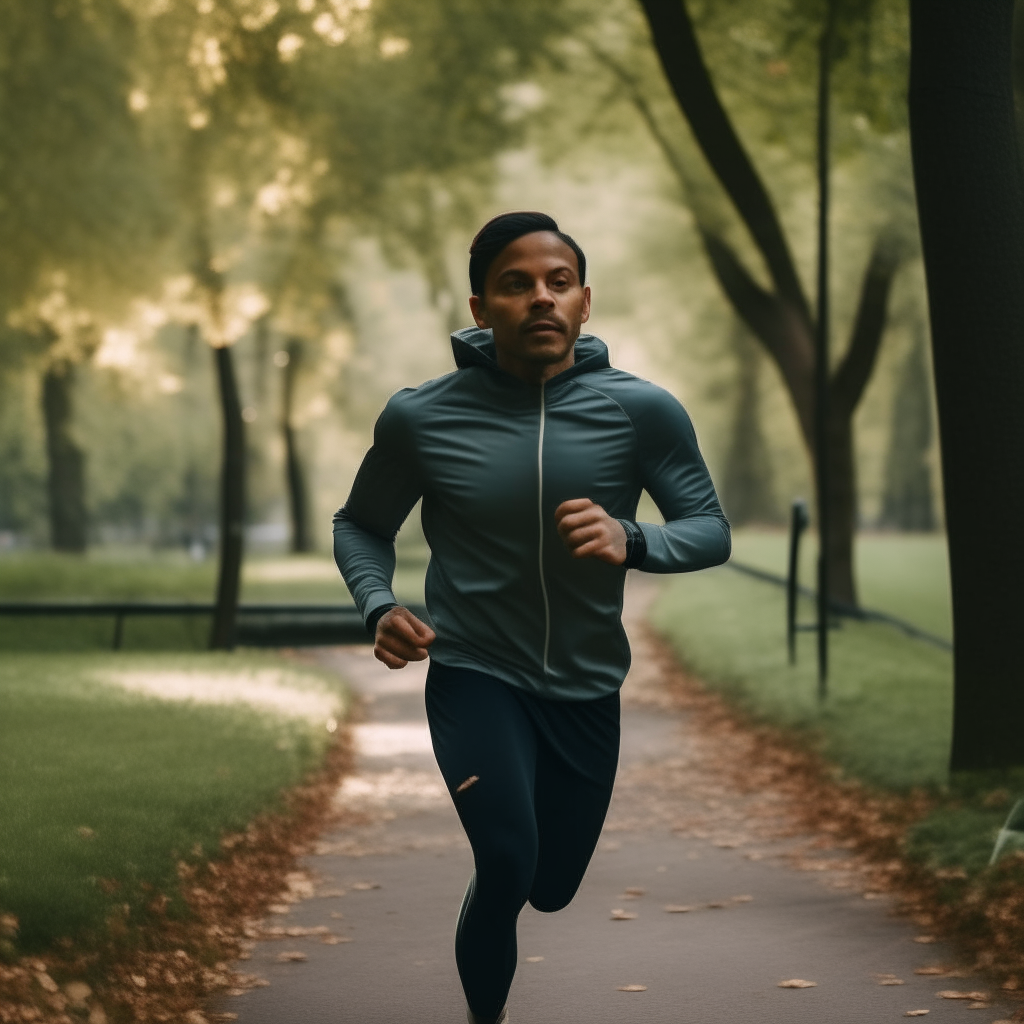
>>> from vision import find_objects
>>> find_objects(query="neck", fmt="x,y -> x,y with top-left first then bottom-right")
494,347 -> 575,386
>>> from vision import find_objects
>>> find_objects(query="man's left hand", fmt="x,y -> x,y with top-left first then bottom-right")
554,498 -> 627,565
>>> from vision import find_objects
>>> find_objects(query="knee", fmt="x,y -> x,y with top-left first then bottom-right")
527,878 -> 581,914
474,842 -> 536,909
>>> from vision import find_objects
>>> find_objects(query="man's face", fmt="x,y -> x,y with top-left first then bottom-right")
469,231 -> 591,384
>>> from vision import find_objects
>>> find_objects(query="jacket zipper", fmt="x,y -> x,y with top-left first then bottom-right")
537,382 -> 551,673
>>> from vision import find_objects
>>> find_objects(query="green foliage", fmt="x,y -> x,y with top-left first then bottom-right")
0,0 -> 168,314
0,650 -> 344,951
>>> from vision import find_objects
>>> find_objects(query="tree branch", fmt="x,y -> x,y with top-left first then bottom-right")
700,227 -> 816,442
636,0 -> 812,324
830,231 -> 903,418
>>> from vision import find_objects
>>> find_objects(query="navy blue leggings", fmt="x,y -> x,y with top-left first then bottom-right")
425,661 -> 620,1019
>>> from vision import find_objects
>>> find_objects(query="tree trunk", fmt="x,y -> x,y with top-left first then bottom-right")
42,359 -> 87,553
909,0 -> 1024,770
825,411 -> 857,610
880,331 -> 935,531
631,2 -> 905,608
281,337 -> 312,553
720,322 -> 779,525
209,344 -> 246,650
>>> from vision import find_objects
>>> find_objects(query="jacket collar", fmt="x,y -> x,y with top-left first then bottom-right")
450,326 -> 610,385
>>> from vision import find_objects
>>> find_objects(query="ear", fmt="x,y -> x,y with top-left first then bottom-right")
468,294 -> 489,329
580,285 -> 592,325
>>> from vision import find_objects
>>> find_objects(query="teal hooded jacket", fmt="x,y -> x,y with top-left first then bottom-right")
333,327 -> 730,700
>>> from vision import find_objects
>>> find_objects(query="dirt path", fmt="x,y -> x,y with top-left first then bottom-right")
211,576 -> 1011,1023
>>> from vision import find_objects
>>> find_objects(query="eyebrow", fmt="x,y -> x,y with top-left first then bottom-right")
495,263 -> 576,282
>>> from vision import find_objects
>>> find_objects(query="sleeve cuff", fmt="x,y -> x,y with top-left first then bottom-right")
618,519 -> 648,570
365,602 -> 398,638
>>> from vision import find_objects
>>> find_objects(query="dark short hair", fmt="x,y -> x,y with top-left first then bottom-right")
468,211 -> 586,297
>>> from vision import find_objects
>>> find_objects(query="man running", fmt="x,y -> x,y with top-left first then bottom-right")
334,211 -> 730,1024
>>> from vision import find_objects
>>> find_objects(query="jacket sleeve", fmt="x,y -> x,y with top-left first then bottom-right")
631,386 -> 731,573
333,392 -> 423,627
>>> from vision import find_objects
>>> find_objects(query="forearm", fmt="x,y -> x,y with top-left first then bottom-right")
333,506 -> 401,626
635,512 -> 731,573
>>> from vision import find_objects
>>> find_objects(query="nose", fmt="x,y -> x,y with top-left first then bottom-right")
531,283 -> 556,308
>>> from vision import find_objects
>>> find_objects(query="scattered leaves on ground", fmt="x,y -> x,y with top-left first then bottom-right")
275,951 -> 307,963
525,957 -> 544,963
617,984 -> 647,992
610,909 -> 637,920
777,979 -> 817,989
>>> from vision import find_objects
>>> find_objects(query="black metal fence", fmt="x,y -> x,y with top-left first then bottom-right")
0,602 -> 431,649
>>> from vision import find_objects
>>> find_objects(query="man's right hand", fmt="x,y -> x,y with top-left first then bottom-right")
374,606 -> 436,669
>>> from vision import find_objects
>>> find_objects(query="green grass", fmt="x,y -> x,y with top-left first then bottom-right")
651,546 -> 1024,877
0,651 -> 346,952
730,529 -> 952,640
651,565 -> 954,790
0,548 -> 428,651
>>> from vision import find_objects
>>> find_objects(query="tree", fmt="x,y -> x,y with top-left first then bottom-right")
909,0 -> 1024,770
0,0 -> 167,551
584,0 -> 910,603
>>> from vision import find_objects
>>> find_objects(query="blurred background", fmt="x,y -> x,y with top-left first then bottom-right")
0,0 -> 958,643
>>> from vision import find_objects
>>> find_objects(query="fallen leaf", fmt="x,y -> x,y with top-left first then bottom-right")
1002,978 -> 1020,991
617,984 -> 647,992
185,1013 -> 208,1024
351,882 -> 381,891
130,974 -> 147,989
864,892 -> 885,900
879,979 -> 905,986
967,1003 -> 990,1009
276,951 -> 308,963
35,973 -> 59,994
778,979 -> 817,989
610,909 -> 637,920
267,904 -> 291,915
904,1012 -> 929,1018
525,956 -> 544,963
623,886 -> 645,896
208,1016 -> 239,1023
664,905 -> 695,913
913,936 -> 937,944
321,935 -> 352,945
226,989 -> 247,997
731,894 -> 754,903
937,991 -> 989,1001
914,967 -> 950,976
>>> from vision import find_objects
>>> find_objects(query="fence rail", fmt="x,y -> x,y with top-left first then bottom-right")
727,561 -> 952,652
0,602 -> 430,649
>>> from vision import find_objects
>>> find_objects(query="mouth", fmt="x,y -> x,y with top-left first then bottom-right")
523,319 -> 565,336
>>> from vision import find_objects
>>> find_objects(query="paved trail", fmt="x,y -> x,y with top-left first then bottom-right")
214,578 -> 1009,1024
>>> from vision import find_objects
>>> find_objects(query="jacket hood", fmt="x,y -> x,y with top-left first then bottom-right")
451,326 -> 610,382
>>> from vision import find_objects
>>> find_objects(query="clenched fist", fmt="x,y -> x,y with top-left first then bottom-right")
374,606 -> 436,669
554,498 -> 627,565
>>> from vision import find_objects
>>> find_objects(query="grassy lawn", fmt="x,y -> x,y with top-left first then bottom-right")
0,546 -> 428,651
650,539 -> 1022,878
0,650 -> 345,952
730,529 -> 952,640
